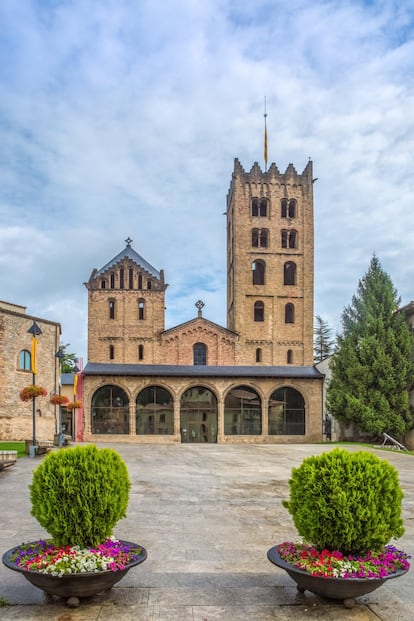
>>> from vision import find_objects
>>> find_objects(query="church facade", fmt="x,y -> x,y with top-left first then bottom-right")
82,158 -> 323,443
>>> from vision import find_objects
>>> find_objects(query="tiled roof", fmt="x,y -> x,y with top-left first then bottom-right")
96,244 -> 160,280
84,362 -> 323,379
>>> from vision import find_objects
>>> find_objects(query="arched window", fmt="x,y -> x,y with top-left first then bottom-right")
252,229 -> 269,248
138,274 -> 143,289
136,386 -> 174,435
284,261 -> 296,285
252,229 -> 259,247
129,268 -> 134,289
259,198 -> 268,216
19,350 -> 31,370
281,230 -> 288,248
138,299 -> 145,320
281,198 -> 288,218
251,197 -> 268,217
259,229 -> 269,247
224,385 -> 261,435
91,385 -> 129,434
119,268 -> 124,289
147,280 -> 152,290
252,260 -> 265,285
110,273 -> 115,288
109,299 -> 115,319
285,303 -> 295,323
109,344 -> 115,360
255,348 -> 262,363
287,349 -> 293,364
268,386 -> 305,435
289,230 -> 297,248
138,344 -> 144,360
251,198 -> 259,217
288,199 -> 296,218
254,301 -> 264,322
101,279 -> 106,289
193,342 -> 207,365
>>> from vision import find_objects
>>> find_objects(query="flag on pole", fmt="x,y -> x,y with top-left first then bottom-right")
31,337 -> 38,375
73,373 -> 78,398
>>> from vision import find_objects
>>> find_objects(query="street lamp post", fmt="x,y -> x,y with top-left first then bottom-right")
72,363 -> 80,441
27,321 -> 42,458
55,347 -> 65,447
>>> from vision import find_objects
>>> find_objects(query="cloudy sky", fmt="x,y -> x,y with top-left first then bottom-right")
1,0 -> 414,361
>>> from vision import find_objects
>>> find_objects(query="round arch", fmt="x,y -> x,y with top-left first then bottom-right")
180,385 -> 218,443
136,385 -> 174,435
268,386 -> 305,435
224,385 -> 262,435
91,384 -> 130,434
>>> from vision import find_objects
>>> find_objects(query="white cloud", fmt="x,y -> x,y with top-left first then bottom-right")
1,0 -> 414,356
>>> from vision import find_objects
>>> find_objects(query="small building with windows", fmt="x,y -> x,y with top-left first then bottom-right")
82,158 -> 323,443
0,300 -> 62,440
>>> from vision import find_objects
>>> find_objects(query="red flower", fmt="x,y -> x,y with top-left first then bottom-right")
50,395 -> 70,406
20,385 -> 48,401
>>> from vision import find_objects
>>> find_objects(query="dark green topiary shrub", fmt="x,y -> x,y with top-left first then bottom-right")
30,445 -> 131,548
282,448 -> 404,554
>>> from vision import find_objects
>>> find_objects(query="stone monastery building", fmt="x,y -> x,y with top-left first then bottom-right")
82,158 -> 323,443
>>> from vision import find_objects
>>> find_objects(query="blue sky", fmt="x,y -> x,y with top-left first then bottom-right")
1,0 -> 414,360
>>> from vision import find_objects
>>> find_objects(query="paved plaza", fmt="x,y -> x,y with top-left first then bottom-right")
0,442 -> 413,620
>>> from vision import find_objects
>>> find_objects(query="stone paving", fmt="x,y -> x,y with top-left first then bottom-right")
0,443 -> 413,620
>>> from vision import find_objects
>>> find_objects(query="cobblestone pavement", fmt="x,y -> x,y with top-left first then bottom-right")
0,443 -> 413,620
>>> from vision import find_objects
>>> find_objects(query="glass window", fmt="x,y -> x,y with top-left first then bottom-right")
284,262 -> 296,285
136,386 -> 174,435
138,344 -> 144,360
254,301 -> 264,322
129,268 -> 134,289
256,348 -> 262,363
138,299 -> 145,320
285,303 -> 295,323
224,385 -> 261,435
120,268 -> 124,289
109,344 -> 115,360
193,342 -> 207,365
288,199 -> 296,218
252,260 -> 265,285
110,273 -> 115,288
91,385 -> 129,434
19,350 -> 31,370
109,300 -> 115,319
268,387 -> 305,435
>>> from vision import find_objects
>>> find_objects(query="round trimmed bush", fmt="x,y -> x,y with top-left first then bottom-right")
30,445 -> 131,548
282,448 -> 404,554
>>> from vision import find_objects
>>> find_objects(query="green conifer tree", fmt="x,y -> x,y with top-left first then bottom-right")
327,255 -> 414,437
313,315 -> 335,362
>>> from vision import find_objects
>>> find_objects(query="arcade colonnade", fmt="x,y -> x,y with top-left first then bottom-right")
82,370 -> 323,444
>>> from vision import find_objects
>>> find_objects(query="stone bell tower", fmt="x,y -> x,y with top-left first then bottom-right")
226,159 -> 314,366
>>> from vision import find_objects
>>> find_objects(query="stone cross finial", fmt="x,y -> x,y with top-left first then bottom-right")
125,237 -> 133,247
195,300 -> 205,317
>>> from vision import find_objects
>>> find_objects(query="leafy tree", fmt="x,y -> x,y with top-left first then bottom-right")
57,343 -> 78,374
327,255 -> 414,437
313,315 -> 335,362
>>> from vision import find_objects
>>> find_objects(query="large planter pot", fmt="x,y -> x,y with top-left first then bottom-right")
2,540 -> 147,605
267,545 -> 408,608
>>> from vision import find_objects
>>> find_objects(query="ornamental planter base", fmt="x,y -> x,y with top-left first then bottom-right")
267,545 -> 408,609
2,540 -> 147,607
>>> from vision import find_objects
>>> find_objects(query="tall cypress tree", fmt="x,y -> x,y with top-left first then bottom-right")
327,255 -> 414,437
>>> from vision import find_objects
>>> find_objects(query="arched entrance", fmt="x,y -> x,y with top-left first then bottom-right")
180,386 -> 218,443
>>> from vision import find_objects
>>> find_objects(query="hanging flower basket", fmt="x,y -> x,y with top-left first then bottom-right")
66,400 -> 82,410
20,385 -> 48,402
50,395 -> 70,406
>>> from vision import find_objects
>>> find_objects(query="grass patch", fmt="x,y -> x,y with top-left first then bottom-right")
0,442 -> 26,458
0,596 -> 10,606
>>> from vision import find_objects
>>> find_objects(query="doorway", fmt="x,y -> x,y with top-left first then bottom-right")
180,386 -> 218,443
